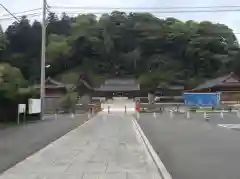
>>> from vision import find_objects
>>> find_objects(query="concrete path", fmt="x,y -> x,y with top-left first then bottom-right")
0,113 -> 161,179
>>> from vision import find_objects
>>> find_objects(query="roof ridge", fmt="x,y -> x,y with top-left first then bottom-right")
192,72 -> 237,90
45,77 -> 66,87
79,78 -> 94,90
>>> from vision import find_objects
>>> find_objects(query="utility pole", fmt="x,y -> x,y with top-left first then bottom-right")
40,0 -> 47,120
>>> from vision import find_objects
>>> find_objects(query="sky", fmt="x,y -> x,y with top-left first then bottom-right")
0,0 -> 240,40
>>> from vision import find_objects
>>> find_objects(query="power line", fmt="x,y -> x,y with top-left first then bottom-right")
1,4 -> 240,20
1,7 -> 240,37
0,11 -> 67,21
0,4 -> 20,22
48,9 -> 240,14
49,5 -> 240,10
0,13 -> 40,21
1,5 -> 240,21
0,7 -> 55,20
1,8 -> 240,21
1,9 -> 240,21
0,8 -> 41,17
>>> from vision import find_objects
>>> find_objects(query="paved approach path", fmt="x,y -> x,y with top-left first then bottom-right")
0,113 -> 161,179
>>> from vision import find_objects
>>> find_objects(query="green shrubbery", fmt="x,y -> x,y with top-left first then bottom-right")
57,92 -> 78,113
0,63 -> 38,122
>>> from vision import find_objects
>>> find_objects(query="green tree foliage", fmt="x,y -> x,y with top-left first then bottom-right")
46,34 -> 71,68
0,26 -> 8,52
0,11 -> 239,89
0,62 -> 39,122
0,63 -> 27,100
57,92 -> 78,113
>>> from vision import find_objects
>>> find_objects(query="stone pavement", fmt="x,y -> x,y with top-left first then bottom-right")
0,113 -> 161,179
101,99 -> 136,113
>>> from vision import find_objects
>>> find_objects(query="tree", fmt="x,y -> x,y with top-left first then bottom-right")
0,11 -> 239,89
47,34 -> 71,63
0,63 -> 39,122
58,91 -> 78,113
0,26 -> 8,52
139,72 -> 174,92
0,63 -> 27,100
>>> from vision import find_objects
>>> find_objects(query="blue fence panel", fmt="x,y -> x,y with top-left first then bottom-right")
183,93 -> 220,107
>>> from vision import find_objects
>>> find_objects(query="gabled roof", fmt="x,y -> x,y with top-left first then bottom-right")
157,85 -> 184,90
34,77 -> 72,89
95,85 -> 140,92
104,79 -> 138,85
79,78 -> 94,90
192,72 -> 240,90
45,77 -> 65,87
95,78 -> 140,91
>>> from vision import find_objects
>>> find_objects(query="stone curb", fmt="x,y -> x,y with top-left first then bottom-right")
132,116 -> 172,179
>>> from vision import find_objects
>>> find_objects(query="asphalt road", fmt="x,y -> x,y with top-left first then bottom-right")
138,112 -> 240,179
0,114 -> 88,174
190,112 -> 240,125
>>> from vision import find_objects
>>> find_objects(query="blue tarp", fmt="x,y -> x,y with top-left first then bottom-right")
183,92 -> 221,107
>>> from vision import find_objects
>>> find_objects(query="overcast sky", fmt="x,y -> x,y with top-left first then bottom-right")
1,0 -> 240,40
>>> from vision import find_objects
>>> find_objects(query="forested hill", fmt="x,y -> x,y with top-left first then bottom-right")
1,11 -> 240,89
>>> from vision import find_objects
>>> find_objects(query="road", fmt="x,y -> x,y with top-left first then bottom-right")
0,114 -> 88,174
0,113 -> 162,179
138,112 -> 240,179
190,112 -> 240,124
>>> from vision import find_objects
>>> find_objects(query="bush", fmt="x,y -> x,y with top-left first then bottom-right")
0,63 -> 40,123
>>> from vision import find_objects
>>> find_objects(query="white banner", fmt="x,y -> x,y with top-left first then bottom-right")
28,99 -> 41,114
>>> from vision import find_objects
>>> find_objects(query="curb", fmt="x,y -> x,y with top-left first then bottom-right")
132,117 -> 172,179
